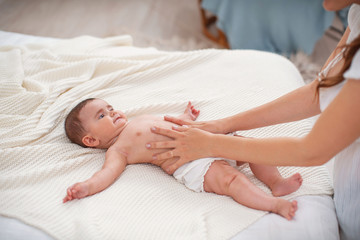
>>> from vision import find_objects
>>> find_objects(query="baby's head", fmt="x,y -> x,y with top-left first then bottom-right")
65,98 -> 128,148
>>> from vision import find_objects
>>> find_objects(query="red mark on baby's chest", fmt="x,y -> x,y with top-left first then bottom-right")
136,132 -> 142,137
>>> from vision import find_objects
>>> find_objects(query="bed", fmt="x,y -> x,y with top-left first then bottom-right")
0,31 -> 339,240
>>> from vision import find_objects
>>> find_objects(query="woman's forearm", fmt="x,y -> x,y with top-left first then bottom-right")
219,28 -> 350,134
221,80 -> 321,133
223,27 -> 350,133
149,80 -> 360,173
212,80 -> 360,167
210,134 -> 323,167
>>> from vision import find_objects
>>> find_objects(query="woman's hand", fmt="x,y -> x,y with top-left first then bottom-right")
163,115 -> 226,134
146,126 -> 215,174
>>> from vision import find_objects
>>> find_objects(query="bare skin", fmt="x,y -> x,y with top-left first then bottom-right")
63,99 -> 301,220
63,100 -> 200,202
271,173 -> 303,197
204,160 -> 299,220
146,8 -> 360,173
145,1 -> 360,224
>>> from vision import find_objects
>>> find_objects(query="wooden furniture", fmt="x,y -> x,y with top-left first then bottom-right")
198,0 -> 230,48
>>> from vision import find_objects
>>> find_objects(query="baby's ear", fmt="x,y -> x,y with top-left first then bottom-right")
82,135 -> 99,147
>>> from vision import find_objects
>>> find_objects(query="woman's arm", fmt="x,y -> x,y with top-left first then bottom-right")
162,80 -> 320,134
164,27 -> 352,134
217,79 -> 360,166
149,27 -> 355,173
149,79 -> 360,173
223,27 -> 351,132
221,80 -> 320,132
163,80 -> 320,134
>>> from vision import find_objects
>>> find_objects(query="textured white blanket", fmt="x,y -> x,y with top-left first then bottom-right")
0,36 -> 333,240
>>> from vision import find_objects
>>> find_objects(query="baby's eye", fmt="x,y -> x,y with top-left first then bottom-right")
99,114 -> 105,119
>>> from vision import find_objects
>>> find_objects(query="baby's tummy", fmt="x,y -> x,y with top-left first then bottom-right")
125,120 -> 174,165
127,136 -> 171,165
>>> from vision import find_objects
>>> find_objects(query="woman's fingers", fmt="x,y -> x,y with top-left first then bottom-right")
152,151 -> 184,174
164,115 -> 190,126
148,126 -> 190,149
166,161 -> 183,175
148,125 -> 208,174
146,141 -> 177,149
159,157 -> 178,174
152,150 -> 178,161
150,126 -> 187,138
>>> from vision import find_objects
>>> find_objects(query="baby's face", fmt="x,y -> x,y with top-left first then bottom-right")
79,99 -> 128,147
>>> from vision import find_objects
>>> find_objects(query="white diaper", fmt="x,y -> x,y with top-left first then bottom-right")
173,133 -> 237,193
173,158 -> 236,193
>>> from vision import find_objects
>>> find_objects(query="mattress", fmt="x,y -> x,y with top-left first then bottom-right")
0,30 -> 339,240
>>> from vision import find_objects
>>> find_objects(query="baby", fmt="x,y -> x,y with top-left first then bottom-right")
63,98 -> 302,220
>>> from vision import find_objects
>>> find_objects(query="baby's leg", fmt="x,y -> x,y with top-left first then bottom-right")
249,163 -> 302,197
203,160 -> 297,220
233,134 -> 302,196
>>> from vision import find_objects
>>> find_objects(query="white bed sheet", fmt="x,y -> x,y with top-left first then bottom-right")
0,195 -> 339,240
0,30 -> 339,240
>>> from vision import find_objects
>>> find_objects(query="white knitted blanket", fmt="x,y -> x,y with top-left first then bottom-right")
0,36 -> 333,240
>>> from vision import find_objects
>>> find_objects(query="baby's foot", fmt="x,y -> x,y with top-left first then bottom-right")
272,199 -> 298,220
271,173 -> 303,197
184,101 -> 199,120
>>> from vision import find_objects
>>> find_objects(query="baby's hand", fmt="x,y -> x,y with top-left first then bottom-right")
63,182 -> 90,203
184,101 -> 200,121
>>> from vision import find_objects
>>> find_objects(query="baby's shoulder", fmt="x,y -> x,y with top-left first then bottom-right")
106,144 -> 128,161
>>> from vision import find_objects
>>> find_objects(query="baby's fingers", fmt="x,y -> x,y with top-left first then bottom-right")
63,195 -> 72,203
63,189 -> 73,203
67,188 -> 73,196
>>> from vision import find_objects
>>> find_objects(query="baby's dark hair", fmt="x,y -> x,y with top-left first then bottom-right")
65,98 -> 95,147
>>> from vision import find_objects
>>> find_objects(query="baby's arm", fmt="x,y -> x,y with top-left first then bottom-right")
177,102 -> 200,121
63,148 -> 127,203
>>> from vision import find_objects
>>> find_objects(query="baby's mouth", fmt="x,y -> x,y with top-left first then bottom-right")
114,115 -> 122,124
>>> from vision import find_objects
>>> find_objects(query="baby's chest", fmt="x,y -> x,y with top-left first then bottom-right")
125,116 -> 173,142
118,121 -> 172,163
